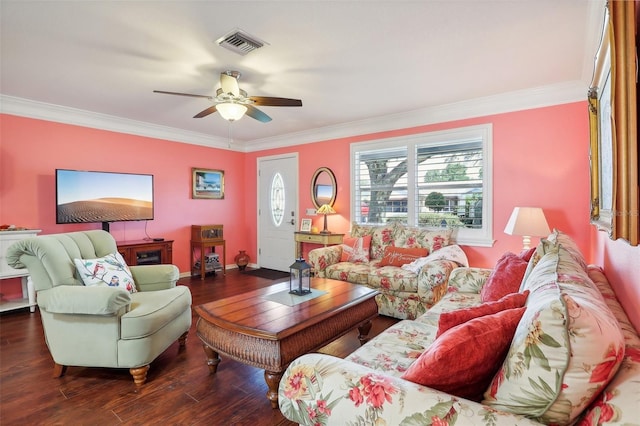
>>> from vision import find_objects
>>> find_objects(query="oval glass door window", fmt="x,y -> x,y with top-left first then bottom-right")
270,172 -> 285,226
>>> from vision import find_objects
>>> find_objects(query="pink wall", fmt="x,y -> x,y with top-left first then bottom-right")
1,102 -> 637,333
0,115 -> 249,286
591,229 -> 640,331
245,102 -> 592,267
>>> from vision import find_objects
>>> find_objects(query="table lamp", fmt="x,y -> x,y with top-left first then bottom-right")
504,207 -> 550,250
316,204 -> 336,234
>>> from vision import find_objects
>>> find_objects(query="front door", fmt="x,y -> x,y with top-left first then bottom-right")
257,154 -> 298,271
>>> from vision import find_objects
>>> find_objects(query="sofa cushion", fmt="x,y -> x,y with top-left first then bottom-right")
340,235 -> 372,263
350,224 -> 396,260
325,261 -> 375,285
480,252 -> 527,302
393,227 -> 453,253
347,319 -> 436,376
436,290 -> 529,338
483,244 -> 625,425
378,246 -> 428,267
402,307 -> 526,402
121,285 -> 192,339
74,252 -> 137,294
368,266 -> 419,292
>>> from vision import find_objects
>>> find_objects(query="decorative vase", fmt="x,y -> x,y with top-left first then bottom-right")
234,250 -> 250,271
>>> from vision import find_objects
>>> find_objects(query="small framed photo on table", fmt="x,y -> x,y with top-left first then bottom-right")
300,218 -> 312,232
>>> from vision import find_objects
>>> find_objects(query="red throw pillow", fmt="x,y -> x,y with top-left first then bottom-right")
436,290 -> 530,338
519,247 -> 536,262
340,235 -> 372,263
378,246 -> 428,267
401,307 -> 526,402
480,252 -> 528,302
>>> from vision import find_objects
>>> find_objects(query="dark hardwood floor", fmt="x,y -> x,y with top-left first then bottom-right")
0,270 -> 397,425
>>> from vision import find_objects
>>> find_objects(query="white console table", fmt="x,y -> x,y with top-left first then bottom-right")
0,229 -> 41,313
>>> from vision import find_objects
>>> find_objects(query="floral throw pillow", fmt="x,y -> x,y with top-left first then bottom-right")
483,244 -> 625,425
74,252 -> 137,294
340,235 -> 372,263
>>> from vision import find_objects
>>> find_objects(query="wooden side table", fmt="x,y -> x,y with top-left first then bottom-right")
294,232 -> 344,259
190,240 -> 225,279
191,225 -> 225,280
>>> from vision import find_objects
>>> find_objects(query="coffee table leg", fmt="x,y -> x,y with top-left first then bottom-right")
264,370 -> 283,409
202,344 -> 221,374
357,320 -> 373,345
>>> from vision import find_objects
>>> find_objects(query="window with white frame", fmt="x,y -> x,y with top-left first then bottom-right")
351,124 -> 493,246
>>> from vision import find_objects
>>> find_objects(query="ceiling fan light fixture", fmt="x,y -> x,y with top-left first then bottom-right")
216,103 -> 247,121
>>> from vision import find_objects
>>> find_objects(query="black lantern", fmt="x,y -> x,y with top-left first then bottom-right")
289,257 -> 312,295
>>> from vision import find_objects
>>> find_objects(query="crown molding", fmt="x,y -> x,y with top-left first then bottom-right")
0,95 -> 234,150
244,80 -> 588,151
1,80 -> 587,153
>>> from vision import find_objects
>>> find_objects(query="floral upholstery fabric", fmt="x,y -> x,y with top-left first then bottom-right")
447,267 -> 492,293
575,266 -> 640,426
309,224 -> 462,320
347,319 -> 436,376
350,223 -> 395,260
279,354 -> 541,426
483,244 -> 625,425
393,226 -> 453,253
368,266 -> 419,292
415,291 -> 483,327
324,261 -> 374,285
280,230 -> 639,426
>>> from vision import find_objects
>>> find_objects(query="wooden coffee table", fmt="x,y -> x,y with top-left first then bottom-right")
194,278 -> 379,408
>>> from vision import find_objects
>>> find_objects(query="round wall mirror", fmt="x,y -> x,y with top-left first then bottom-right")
310,167 -> 337,209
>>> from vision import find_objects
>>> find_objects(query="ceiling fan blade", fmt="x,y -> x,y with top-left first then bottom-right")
245,105 -> 272,123
154,90 -> 213,100
193,105 -> 218,118
220,73 -> 240,96
249,96 -> 302,107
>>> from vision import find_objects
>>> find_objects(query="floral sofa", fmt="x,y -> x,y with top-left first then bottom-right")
279,230 -> 640,425
308,223 -> 468,320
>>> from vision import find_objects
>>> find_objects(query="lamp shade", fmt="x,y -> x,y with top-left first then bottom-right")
316,204 -> 336,215
504,207 -> 550,249
216,103 -> 247,121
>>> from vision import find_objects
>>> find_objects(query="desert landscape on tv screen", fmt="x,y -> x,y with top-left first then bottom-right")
57,170 -> 153,223
57,198 -> 153,223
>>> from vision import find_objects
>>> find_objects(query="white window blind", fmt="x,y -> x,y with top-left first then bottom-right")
351,124 -> 493,246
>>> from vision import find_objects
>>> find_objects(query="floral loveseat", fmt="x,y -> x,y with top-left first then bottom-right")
279,230 -> 640,425
309,223 -> 468,320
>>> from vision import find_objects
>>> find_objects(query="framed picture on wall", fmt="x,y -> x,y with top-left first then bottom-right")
192,168 -> 224,199
300,218 -> 312,232
588,8 -> 612,234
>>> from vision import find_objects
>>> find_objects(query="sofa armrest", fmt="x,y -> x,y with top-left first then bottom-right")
130,264 -> 179,291
416,259 -> 459,306
279,353 -> 539,425
308,245 -> 343,278
447,267 -> 492,293
37,285 -> 131,315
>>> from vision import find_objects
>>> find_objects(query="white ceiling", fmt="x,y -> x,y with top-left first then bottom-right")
0,1 -> 605,151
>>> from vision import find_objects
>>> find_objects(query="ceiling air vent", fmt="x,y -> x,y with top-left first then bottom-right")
216,29 -> 267,56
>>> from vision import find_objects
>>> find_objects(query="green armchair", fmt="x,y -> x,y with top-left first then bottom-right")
6,230 -> 192,386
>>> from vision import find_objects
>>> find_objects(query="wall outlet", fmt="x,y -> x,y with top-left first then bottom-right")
306,208 -> 317,215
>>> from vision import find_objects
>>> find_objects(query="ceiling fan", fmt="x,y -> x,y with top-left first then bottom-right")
154,71 -> 302,123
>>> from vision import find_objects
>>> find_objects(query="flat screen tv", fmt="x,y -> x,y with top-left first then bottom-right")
56,169 -> 154,231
